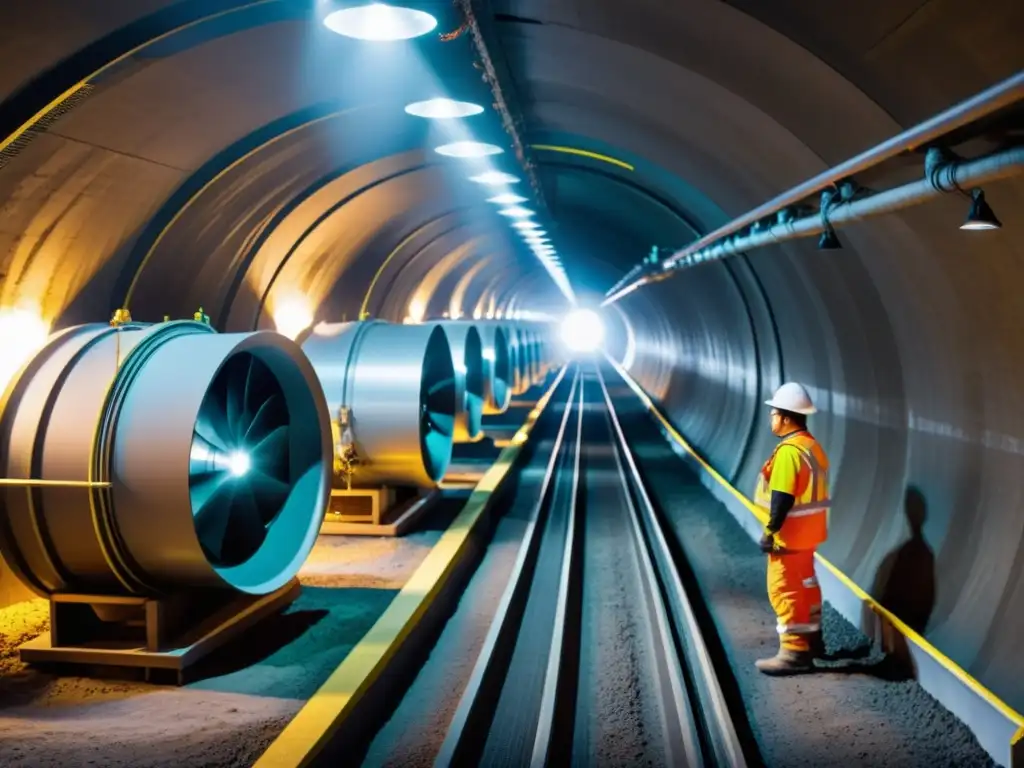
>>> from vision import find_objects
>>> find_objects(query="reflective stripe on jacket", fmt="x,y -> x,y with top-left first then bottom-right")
755,432 -> 830,550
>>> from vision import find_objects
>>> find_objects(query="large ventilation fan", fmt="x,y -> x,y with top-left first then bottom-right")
189,353 -> 292,567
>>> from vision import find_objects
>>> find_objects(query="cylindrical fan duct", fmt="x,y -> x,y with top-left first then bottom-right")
526,330 -> 543,385
0,322 -> 332,598
508,326 -> 531,396
301,321 -> 456,487
438,322 -> 485,443
478,324 -> 511,415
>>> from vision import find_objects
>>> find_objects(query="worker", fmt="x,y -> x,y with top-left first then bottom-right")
754,382 -> 830,675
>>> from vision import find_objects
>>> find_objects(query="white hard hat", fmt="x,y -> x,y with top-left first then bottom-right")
765,382 -> 817,415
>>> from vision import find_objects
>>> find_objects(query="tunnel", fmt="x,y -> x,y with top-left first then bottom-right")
0,2 -> 1023,767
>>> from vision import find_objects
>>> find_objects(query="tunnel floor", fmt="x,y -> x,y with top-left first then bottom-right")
629,436 -> 998,767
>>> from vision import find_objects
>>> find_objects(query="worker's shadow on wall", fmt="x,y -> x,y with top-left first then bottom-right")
829,487 -> 936,680
872,487 -> 936,635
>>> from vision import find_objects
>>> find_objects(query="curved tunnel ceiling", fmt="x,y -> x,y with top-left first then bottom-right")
2,0 -> 1024,715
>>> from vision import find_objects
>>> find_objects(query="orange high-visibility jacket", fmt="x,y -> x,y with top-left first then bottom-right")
754,431 -> 830,551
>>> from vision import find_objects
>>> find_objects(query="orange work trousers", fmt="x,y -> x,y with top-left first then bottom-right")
767,549 -> 822,652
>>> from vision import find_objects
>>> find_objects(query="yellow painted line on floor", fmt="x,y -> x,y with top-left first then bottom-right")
607,356 -> 1024,732
255,366 -> 569,768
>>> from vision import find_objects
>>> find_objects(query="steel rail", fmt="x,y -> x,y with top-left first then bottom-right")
529,371 -> 585,766
433,365 -> 583,767
597,374 -> 703,767
596,365 -> 747,767
434,364 -> 741,767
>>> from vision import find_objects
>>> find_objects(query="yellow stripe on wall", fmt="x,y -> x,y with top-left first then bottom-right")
530,144 -> 635,171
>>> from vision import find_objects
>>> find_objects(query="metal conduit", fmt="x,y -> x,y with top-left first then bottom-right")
604,70 -> 1024,302
604,145 -> 1024,301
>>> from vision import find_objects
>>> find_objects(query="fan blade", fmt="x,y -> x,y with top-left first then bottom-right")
193,478 -> 235,561
427,379 -> 454,398
195,408 -> 231,452
244,394 -> 283,444
250,424 -> 289,481
424,410 -> 455,437
242,355 -> 256,420
226,376 -> 244,444
222,484 -> 266,563
248,470 -> 291,520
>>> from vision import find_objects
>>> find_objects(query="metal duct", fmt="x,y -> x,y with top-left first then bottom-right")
302,321 -> 456,487
0,322 -> 332,598
526,330 -> 543,385
478,324 -> 512,415
508,325 -> 532,396
438,322 -> 485,443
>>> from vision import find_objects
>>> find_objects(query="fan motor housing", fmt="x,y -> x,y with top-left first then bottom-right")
302,321 -> 457,488
0,322 -> 332,598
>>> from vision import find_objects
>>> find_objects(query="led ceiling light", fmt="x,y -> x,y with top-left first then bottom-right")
961,188 -> 1002,230
817,226 -> 841,250
405,98 -> 484,119
323,4 -> 438,41
470,171 -> 520,185
488,193 -> 528,205
435,141 -> 504,158
498,206 -> 533,218
512,220 -> 541,230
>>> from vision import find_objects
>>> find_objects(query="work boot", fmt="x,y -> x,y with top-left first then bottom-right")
808,630 -> 826,659
755,649 -> 813,676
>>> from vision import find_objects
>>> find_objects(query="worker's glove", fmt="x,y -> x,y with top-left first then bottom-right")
758,531 -> 776,554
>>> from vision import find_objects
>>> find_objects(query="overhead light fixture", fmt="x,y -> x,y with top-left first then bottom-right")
512,220 -> 541,230
523,235 -> 549,244
488,193 -> 528,205
323,4 -> 438,41
470,171 -> 520,185
436,141 -> 504,158
405,98 -> 484,119
961,188 -> 1002,230
498,206 -> 533,218
817,226 -> 841,250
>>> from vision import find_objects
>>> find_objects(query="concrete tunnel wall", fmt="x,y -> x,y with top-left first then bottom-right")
0,0 -> 1023,719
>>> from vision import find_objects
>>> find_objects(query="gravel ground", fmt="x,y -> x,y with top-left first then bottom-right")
625,424 -> 999,768
0,530 -> 437,768
574,423 -> 669,768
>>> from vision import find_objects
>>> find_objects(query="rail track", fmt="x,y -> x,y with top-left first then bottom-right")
431,363 -> 746,768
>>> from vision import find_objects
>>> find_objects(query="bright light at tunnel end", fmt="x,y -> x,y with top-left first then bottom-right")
560,308 -> 606,354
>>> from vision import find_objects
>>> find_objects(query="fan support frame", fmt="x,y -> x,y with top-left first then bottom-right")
18,579 -> 300,685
